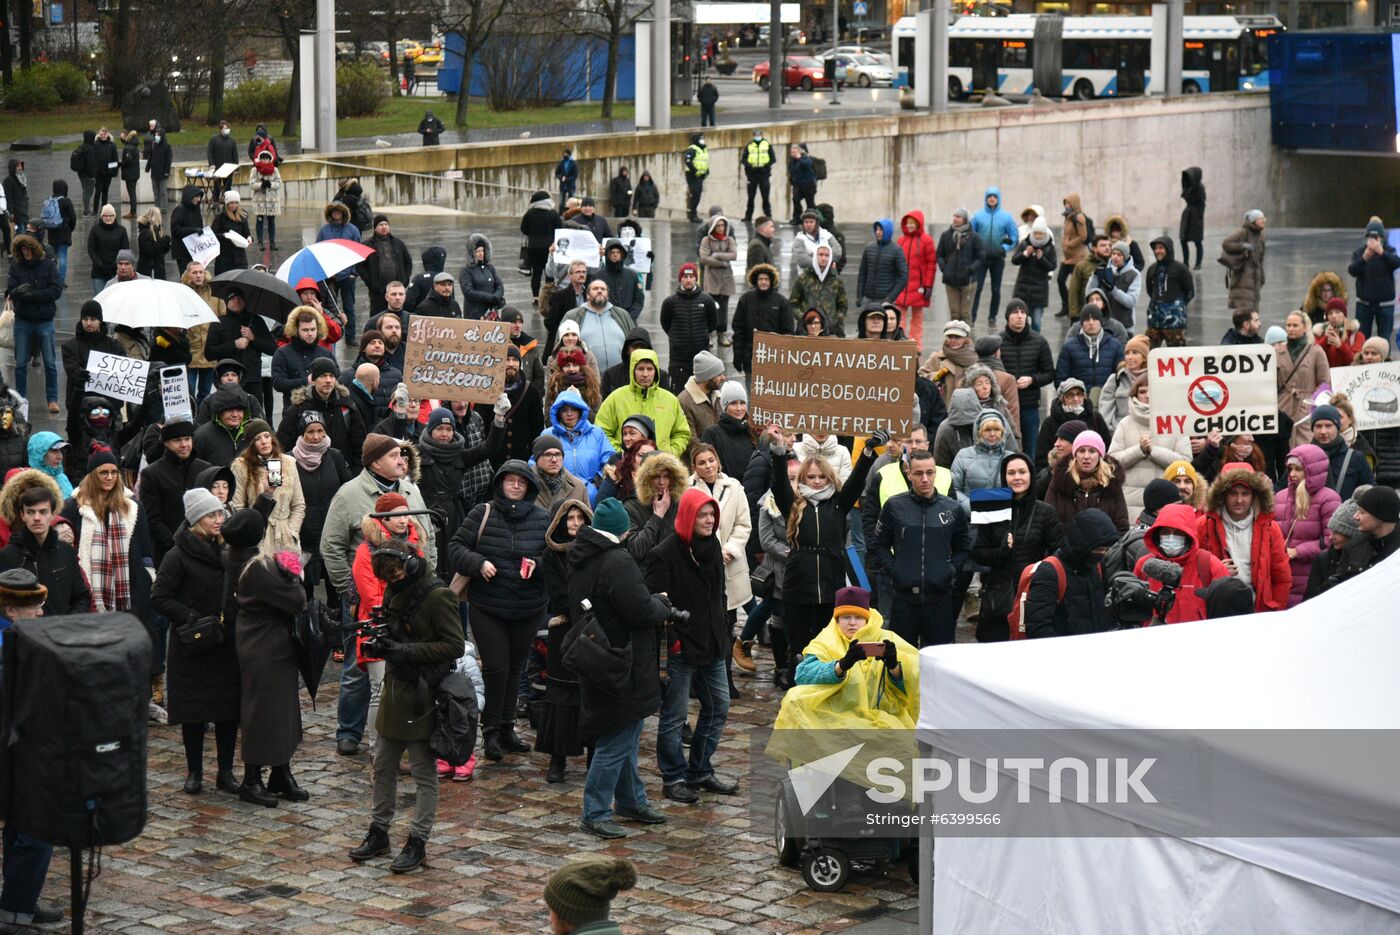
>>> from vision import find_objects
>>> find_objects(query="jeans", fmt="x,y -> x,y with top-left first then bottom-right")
972,253 -> 1006,322
152,176 -> 168,210
333,277 -> 357,339
0,826 -> 52,923
874,569 -> 894,621
848,516 -> 866,572
54,244 -> 68,283
92,276 -> 108,296
1020,407 -> 1040,463
744,172 -> 772,220
12,319 -> 57,404
741,597 -> 779,641
189,366 -> 215,403
79,176 -> 95,214
1355,300 -> 1395,345
371,736 -> 439,840
790,182 -> 817,224
1027,305 -> 1045,333
256,215 -> 277,246
891,592 -> 955,647
657,654 -> 730,785
582,718 -> 648,824
700,103 -> 717,126
337,602 -> 370,743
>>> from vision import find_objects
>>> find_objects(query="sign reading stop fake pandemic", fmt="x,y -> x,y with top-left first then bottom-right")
404,316 -> 509,405
749,334 -> 917,436
1330,362 -> 1400,430
1148,346 -> 1277,436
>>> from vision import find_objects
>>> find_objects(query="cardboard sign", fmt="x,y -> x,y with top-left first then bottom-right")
619,235 -> 652,275
749,334 -> 917,435
182,226 -> 221,267
86,351 -> 149,404
403,315 -> 510,405
1147,346 -> 1277,436
1330,362 -> 1400,430
160,366 -> 193,423
553,228 -> 600,268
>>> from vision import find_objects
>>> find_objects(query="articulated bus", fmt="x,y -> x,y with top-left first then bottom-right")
893,14 -> 1281,99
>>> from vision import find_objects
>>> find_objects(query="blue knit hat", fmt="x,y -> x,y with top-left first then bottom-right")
424,407 -> 455,436
592,497 -> 630,537
1311,404 -> 1341,429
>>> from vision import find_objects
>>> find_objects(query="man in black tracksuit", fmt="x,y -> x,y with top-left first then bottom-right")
872,449 -> 971,647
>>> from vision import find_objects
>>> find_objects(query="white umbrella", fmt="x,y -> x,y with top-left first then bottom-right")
92,279 -> 220,330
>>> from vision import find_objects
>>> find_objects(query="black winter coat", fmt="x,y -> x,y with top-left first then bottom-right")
936,227 -> 986,287
86,219 -> 129,281
405,245 -> 447,313
999,324 -> 1056,414
119,138 -> 141,182
275,383 -> 367,463
771,447 -> 875,605
151,525 -> 241,724
449,467 -> 550,617
147,139 -> 173,181
0,527 -> 93,616
566,526 -> 670,736
137,221 -> 171,279
871,489 -> 971,598
91,137 -> 119,179
646,533 -> 727,665
1010,237 -> 1056,308
415,291 -> 462,318
5,252 -> 63,324
295,449 -> 352,554
207,133 -> 239,169
1025,508 -> 1120,638
170,186 -> 204,270
1033,398 -> 1112,471
138,449 -> 213,561
459,259 -> 505,319
476,381 -> 543,463
205,311 -> 277,389
272,339 -> 335,403
209,211 -> 250,273
731,284 -> 793,373
1178,167 -> 1205,245
660,287 -> 719,359
416,425 -> 500,577
972,495 -> 1063,640
701,415 -> 756,481
597,255 -> 644,320
360,232 -> 413,297
1348,241 -> 1400,306
520,203 -> 563,251
609,174 -> 632,216
74,134 -> 97,178
234,552 -> 307,764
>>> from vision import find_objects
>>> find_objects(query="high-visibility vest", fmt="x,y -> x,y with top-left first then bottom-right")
688,144 -> 710,177
745,138 -> 773,169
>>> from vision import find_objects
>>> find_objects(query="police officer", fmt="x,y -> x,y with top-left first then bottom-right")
683,134 -> 709,223
741,129 -> 774,223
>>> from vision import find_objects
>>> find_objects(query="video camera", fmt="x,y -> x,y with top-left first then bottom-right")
1104,558 -> 1182,626
356,603 -> 392,658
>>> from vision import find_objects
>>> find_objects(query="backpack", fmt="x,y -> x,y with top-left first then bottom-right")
1100,524 -> 1148,583
1008,557 -> 1065,640
1083,214 -> 1096,243
811,156 -> 828,181
69,149 -> 83,173
428,671 -> 479,767
40,196 -> 63,230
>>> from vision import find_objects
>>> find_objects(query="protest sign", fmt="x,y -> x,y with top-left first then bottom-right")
1330,362 -> 1400,430
749,334 -> 918,436
182,227 -> 221,267
553,228 -> 600,268
619,235 -> 652,274
86,351 -> 150,404
403,315 -> 510,405
1147,346 -> 1277,436
160,366 -> 193,422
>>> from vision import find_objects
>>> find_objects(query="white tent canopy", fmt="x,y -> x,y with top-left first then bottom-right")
916,550 -> 1400,933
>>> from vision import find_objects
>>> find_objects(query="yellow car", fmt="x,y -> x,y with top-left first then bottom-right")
398,40 -> 443,65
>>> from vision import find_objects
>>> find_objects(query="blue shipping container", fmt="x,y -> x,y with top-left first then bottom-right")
1270,29 -> 1400,153
438,32 -> 636,101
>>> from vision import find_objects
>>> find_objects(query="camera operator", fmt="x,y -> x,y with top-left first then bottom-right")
1024,508 -> 1120,638
1130,504 -> 1229,624
347,538 -> 464,874
568,498 -> 674,840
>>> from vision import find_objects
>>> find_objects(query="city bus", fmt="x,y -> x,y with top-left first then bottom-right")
893,14 -> 1281,99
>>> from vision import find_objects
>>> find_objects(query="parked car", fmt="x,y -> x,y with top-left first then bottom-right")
827,53 -> 893,88
751,56 -> 832,91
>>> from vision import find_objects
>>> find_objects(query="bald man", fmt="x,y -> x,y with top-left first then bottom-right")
348,362 -> 380,429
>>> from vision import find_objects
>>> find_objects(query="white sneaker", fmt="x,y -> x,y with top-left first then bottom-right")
148,701 -> 168,724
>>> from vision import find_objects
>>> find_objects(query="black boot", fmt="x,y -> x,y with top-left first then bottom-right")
183,771 -> 203,795
483,729 -> 503,762
266,765 -> 310,802
348,824 -> 391,862
499,727 -> 531,754
215,768 -> 240,794
390,835 -> 427,873
238,779 -> 278,808
546,754 -> 566,784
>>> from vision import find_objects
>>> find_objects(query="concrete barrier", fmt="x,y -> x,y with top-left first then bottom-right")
180,93 -> 1279,229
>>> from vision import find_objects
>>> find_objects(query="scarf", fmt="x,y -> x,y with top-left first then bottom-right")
1221,508 -> 1255,586
798,483 -> 836,503
1286,334 -> 1308,362
941,342 -> 979,369
539,468 -> 566,494
418,431 -> 465,466
369,470 -> 400,493
90,507 -> 131,613
292,433 -> 330,471
1084,331 -> 1102,363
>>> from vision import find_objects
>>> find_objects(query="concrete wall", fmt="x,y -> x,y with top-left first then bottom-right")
185,93 -> 1286,230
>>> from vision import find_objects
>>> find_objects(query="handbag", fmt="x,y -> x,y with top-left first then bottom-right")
0,298 -> 14,352
749,560 -> 774,600
175,614 -> 224,654
560,608 -> 631,697
448,503 -> 492,601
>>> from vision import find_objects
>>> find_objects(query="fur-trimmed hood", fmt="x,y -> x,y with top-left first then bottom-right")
1311,318 -> 1361,339
467,232 -> 493,265
1304,271 -> 1347,313
634,451 -> 689,503
282,305 -> 330,342
323,202 -> 351,224
747,262 -> 780,289
9,234 -> 43,263
1206,463 -> 1275,515
546,497 -> 593,551
0,469 -> 61,524
359,512 -> 423,548
289,382 -> 351,407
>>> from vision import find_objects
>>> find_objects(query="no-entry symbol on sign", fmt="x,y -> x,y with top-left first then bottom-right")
1188,376 -> 1229,416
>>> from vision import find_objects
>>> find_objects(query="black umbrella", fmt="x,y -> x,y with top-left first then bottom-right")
210,268 -> 300,323
291,595 -> 338,707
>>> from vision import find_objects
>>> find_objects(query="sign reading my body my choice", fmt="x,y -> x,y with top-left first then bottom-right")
1148,346 -> 1278,436
749,333 -> 917,436
403,315 -> 509,405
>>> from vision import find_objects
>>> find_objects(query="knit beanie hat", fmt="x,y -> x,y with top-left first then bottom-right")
1363,336 -> 1391,360
499,306 -> 523,324
678,262 -> 699,282
221,508 -> 267,548
1143,478 -> 1181,516
116,248 -> 137,266
1310,404 -> 1341,429
1072,430 -> 1106,458
622,415 -> 655,441
1111,240 -> 1131,259
374,492 -> 409,513
1055,419 -> 1088,443
1356,484 -> 1400,524
300,410 -> 326,434
1125,334 -> 1151,361
243,418 -> 272,441
718,381 -> 748,408
161,420 -> 195,442
183,488 -> 224,526
80,300 -> 104,322
362,433 -> 400,469
832,586 -> 871,621
424,407 -> 455,437
693,350 -> 725,383
87,447 -> 120,474
372,213 -> 389,228
1328,499 -> 1362,538
0,568 -> 46,609
309,357 -> 339,379
543,858 -> 638,926
359,329 -> 385,354
1079,304 -> 1104,323
1163,459 -> 1201,487
591,498 -> 630,538
1265,325 -> 1287,344
533,434 -> 564,459
556,348 -> 587,369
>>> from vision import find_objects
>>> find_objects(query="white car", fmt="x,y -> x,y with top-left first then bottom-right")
815,45 -> 883,58
827,53 -> 894,87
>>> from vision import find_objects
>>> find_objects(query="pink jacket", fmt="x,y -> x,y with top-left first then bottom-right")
1274,444 -> 1341,606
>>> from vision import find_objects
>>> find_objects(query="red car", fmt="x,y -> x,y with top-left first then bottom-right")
751,56 -> 833,92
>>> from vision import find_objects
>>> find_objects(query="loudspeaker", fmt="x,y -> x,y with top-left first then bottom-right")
0,612 -> 152,849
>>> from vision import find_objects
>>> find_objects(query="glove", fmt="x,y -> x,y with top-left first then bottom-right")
882,640 -> 900,671
12,283 -> 32,298
376,639 -> 410,664
870,428 -> 891,449
838,640 -> 865,674
492,393 -> 511,420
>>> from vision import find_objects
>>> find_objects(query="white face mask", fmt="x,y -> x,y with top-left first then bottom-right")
154,135 -> 161,143
1158,533 -> 1188,557
221,128 -> 230,137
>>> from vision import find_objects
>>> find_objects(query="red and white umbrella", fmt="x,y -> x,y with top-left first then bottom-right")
275,239 -> 375,284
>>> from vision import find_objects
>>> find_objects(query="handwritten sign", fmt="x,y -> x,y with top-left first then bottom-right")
749,334 -> 917,436
86,351 -> 150,404
160,366 -> 193,423
403,315 -> 510,405
1148,346 -> 1277,436
182,226 -> 221,267
553,228 -> 600,268
1330,362 -> 1400,431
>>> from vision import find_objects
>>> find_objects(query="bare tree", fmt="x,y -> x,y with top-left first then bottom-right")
342,0 -> 438,97
581,0 -> 651,118
438,0 -> 512,129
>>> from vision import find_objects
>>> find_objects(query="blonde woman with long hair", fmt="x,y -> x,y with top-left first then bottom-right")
230,419 -> 305,556
1274,443 -> 1340,606
1045,429 -> 1129,533
137,206 -> 171,279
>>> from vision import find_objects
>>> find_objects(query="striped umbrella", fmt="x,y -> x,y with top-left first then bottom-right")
275,239 -> 375,285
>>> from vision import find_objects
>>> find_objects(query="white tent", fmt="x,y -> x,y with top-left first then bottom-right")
915,550 -> 1400,934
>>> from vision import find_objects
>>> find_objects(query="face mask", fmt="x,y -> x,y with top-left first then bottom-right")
154,135 -> 162,143
221,128 -> 230,137
1158,533 -> 1188,557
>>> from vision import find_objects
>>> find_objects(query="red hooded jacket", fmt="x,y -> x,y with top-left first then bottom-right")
896,210 -> 937,309
1133,503 -> 1230,624
1194,463 -> 1292,612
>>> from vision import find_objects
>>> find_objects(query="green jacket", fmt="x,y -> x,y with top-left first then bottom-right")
788,266 -> 849,333
593,348 -> 691,455
375,568 -> 465,742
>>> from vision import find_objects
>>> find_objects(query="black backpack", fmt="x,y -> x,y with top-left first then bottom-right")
429,671 -> 479,767
69,149 -> 84,173
1100,523 -> 1148,583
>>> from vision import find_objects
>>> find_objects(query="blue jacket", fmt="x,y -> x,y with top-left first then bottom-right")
546,388 -> 615,500
856,219 -> 909,304
789,152 -> 817,187
971,186 -> 1019,258
556,156 -> 578,190
1055,330 -> 1123,391
315,221 -> 361,280
27,431 -> 74,499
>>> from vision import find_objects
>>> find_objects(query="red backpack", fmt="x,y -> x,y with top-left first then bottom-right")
1008,557 -> 1065,641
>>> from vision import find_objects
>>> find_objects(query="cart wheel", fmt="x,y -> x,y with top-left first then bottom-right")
775,788 -> 800,867
801,846 -> 851,892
